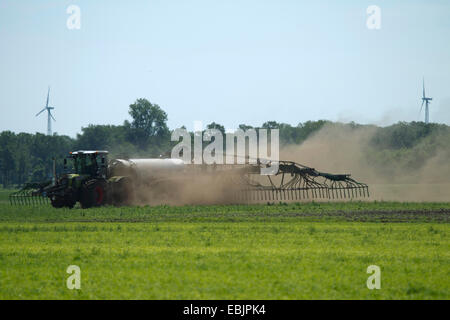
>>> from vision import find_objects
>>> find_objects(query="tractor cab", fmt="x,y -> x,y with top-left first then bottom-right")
64,151 -> 109,179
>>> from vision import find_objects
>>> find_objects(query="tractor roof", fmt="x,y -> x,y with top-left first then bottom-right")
70,150 -> 109,155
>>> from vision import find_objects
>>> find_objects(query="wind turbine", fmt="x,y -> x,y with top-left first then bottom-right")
36,86 -> 55,135
420,78 -> 432,124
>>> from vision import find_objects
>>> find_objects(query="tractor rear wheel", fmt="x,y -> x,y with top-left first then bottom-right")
80,180 -> 107,209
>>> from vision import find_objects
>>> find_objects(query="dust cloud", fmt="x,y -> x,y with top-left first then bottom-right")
281,124 -> 450,202
120,123 -> 449,205
131,169 -> 245,206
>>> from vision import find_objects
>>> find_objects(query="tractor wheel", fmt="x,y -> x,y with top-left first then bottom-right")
50,196 -> 65,208
80,180 -> 107,209
50,196 -> 76,209
64,199 -> 76,209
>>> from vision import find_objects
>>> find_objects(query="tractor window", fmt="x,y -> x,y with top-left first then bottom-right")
85,155 -> 99,175
73,155 -> 98,175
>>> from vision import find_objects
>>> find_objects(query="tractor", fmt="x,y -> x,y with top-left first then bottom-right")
47,150 -> 111,208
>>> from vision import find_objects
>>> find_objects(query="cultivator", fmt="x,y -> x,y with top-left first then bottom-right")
9,181 -> 51,205
232,160 -> 369,202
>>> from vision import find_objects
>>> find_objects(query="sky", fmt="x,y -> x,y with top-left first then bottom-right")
0,0 -> 449,137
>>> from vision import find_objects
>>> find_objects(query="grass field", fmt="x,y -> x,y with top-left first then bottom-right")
0,189 -> 449,299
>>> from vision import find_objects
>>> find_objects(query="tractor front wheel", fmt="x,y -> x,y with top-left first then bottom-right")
50,197 -> 65,208
50,196 -> 76,209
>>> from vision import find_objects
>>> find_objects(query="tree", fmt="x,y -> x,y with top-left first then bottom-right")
126,98 -> 170,150
206,122 -> 225,136
262,121 -> 280,129
238,124 -> 253,131
0,131 -> 16,187
76,124 -> 127,150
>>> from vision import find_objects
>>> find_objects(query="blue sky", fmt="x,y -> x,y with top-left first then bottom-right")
1,0 -> 449,137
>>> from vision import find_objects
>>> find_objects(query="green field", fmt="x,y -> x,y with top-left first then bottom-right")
0,189 -> 449,299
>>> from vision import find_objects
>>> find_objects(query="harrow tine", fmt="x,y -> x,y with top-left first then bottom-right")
235,161 -> 368,203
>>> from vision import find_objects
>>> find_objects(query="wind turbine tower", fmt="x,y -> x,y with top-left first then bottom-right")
420,78 -> 432,124
36,86 -> 56,135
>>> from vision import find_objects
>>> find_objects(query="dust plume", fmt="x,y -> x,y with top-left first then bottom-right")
131,169 -> 244,206
119,123 -> 450,205
281,124 -> 450,202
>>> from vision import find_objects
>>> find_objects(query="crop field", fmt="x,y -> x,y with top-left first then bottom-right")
0,189 -> 449,299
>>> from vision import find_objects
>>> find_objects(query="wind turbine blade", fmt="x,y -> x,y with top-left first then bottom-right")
46,86 -> 50,108
418,100 -> 425,120
50,112 -> 56,121
35,108 -> 46,117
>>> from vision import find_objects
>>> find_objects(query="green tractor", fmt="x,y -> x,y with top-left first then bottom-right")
49,150 -> 110,208
10,150 -> 133,209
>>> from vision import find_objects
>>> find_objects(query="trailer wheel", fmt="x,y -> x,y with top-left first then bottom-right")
80,180 -> 107,208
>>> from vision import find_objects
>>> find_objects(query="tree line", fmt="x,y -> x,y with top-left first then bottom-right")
1,98 -> 449,187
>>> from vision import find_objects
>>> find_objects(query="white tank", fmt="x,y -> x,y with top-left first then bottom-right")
110,158 -> 184,181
